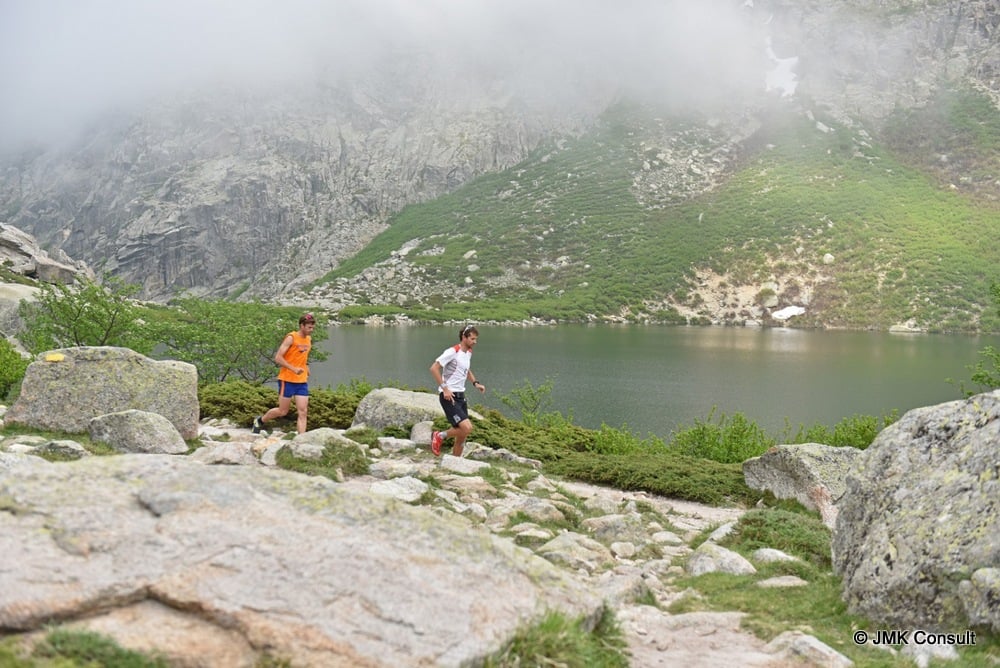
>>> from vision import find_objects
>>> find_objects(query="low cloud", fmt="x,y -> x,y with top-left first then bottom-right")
1,0 -> 777,150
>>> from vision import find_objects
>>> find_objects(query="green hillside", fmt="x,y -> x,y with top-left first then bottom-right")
321,91 -> 1000,333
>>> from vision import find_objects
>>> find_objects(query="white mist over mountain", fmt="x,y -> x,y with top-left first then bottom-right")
0,0 -> 795,151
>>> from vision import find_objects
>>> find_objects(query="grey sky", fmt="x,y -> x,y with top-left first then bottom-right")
1,0 -> 774,150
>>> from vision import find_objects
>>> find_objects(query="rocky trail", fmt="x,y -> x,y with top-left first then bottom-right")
214,421 -> 844,668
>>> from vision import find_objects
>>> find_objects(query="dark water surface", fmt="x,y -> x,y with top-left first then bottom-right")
310,324 -> 999,438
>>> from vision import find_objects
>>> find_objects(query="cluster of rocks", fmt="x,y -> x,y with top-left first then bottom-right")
744,401 -> 1000,637
0,223 -> 88,286
630,119 -> 752,210
1,347 -> 997,667
300,243 -> 557,319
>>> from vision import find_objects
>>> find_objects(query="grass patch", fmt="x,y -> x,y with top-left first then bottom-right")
669,570 -> 999,667
482,606 -> 628,668
722,507 -> 832,569
0,630 -> 300,667
274,440 -> 370,479
342,426 -> 380,448
468,408 -> 758,506
670,505 -> 1000,667
29,628 -> 169,667
0,424 -> 118,457
477,465 -> 509,490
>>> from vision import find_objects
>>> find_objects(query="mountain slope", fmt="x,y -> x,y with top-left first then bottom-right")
0,84 -> 590,302
315,97 -> 1000,332
1,0 -> 998,330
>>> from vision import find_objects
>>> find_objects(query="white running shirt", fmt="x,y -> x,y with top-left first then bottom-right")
436,344 -> 472,392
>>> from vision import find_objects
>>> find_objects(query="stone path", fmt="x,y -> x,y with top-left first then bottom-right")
554,480 -> 807,668
223,424 -> 816,667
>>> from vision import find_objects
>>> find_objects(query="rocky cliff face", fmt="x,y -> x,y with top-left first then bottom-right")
762,0 -> 1000,124
0,0 -> 997,303
1,75 -> 595,301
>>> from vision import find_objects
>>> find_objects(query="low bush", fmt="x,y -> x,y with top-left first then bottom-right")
546,451 -> 757,507
0,338 -> 28,401
784,411 -> 899,449
469,407 -> 756,506
670,409 -> 774,463
668,407 -> 898,464
588,423 -> 667,456
199,381 -> 363,430
470,409 -> 596,461
306,387 -> 363,428
198,380 -> 275,426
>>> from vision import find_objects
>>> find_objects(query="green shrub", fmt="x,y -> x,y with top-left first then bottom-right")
471,409 -> 597,463
380,425 -> 411,439
0,338 -> 29,401
546,451 -> 757,507
497,377 -> 557,426
670,409 -> 774,463
784,411 -> 898,449
198,381 -> 363,430
667,408 -> 896,463
965,345 -> 1000,394
150,298 -> 329,384
588,423 -> 666,456
306,387 -> 363,428
958,282 -> 1000,394
16,275 -> 154,355
199,380 -> 275,426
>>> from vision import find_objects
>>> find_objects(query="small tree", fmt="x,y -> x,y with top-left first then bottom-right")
497,377 -> 558,427
16,275 -> 153,355
153,298 -> 329,384
962,282 -> 1000,395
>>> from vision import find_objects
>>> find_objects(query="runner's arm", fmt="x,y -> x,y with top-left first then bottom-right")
273,335 -> 300,373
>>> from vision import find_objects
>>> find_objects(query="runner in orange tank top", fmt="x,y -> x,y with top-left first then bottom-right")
253,312 -> 316,435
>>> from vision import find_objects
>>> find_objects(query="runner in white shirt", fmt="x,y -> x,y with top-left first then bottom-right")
429,325 -> 486,457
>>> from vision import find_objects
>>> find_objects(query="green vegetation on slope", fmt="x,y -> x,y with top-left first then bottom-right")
320,91 -> 1000,332
884,86 -> 1000,200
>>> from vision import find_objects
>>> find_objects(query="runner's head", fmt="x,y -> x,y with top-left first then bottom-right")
299,312 -> 317,333
459,324 -> 478,340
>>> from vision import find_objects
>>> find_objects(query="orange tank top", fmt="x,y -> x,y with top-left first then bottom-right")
277,331 -> 311,382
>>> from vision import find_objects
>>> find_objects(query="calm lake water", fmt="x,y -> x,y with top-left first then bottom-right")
310,325 -> 1000,439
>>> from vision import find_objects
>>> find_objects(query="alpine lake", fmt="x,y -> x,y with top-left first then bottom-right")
310,324 -> 1000,440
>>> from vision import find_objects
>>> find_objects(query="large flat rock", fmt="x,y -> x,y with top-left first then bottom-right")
0,454 -> 602,666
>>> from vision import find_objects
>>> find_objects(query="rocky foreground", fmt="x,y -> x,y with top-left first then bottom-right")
3,345 -> 998,666
0,414 -> 865,668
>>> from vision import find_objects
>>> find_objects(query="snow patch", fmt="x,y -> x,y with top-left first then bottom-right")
772,305 -> 806,321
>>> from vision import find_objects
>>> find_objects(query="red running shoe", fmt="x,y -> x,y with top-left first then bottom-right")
431,430 -> 443,456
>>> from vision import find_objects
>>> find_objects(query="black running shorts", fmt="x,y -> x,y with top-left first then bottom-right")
439,391 -> 469,426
